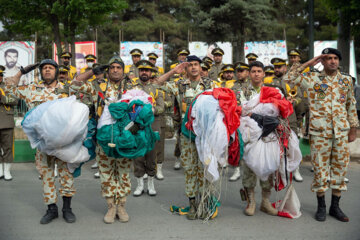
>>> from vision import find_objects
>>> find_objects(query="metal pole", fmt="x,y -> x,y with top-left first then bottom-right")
308,0 -> 314,59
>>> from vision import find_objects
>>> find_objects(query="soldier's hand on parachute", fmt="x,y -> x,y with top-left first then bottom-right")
92,65 -> 109,76
20,63 -> 40,74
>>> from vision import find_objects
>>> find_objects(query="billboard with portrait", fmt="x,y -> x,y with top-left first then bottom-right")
120,41 -> 164,68
189,42 -> 233,64
244,40 -> 287,66
0,41 -> 35,85
53,41 -> 97,73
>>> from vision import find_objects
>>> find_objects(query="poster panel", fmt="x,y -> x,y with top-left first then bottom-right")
189,42 -> 233,64
0,41 -> 35,85
244,40 -> 287,66
120,41 -> 164,68
53,41 -> 97,73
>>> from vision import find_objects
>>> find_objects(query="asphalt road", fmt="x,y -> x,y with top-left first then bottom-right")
1,139 -> 360,240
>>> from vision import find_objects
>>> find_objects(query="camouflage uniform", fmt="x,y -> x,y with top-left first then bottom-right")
177,77 -> 213,197
70,79 -> 133,201
124,65 -> 139,80
4,82 -> 74,204
239,84 -> 274,189
208,63 -> 224,81
126,78 -> 165,177
283,63 -> 359,192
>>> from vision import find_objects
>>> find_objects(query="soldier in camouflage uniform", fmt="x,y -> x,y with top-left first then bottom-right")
157,56 -> 213,220
270,57 -> 305,182
200,62 -> 210,78
124,49 -> 142,80
208,48 -> 224,81
4,60 -> 76,224
283,48 -> 359,222
127,60 -> 165,196
240,61 -> 279,217
72,56 -> 131,224
0,65 -> 18,181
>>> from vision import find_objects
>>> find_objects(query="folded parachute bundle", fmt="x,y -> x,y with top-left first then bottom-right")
96,89 -> 159,159
22,96 -> 90,172
239,86 -> 302,185
182,88 -> 243,183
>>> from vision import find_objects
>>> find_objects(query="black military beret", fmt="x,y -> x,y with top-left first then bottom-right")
186,55 -> 202,63
322,48 -> 342,61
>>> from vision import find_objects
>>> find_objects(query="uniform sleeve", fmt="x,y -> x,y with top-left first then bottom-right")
3,84 -> 32,101
1,89 -> 19,106
346,78 -> 359,128
70,81 -> 96,99
283,62 -> 311,90
154,89 -> 165,115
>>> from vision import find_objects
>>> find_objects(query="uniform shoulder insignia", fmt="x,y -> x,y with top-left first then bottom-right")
99,82 -> 107,92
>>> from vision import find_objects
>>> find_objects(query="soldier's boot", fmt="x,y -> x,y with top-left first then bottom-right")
187,198 -> 197,220
293,167 -> 303,182
94,171 -> 100,178
0,162 -> 4,179
40,203 -> 58,224
4,163 -> 12,181
244,188 -> 256,216
104,197 -> 116,224
315,195 -> 326,221
133,177 -> 144,197
62,196 -> 76,223
329,195 -> 349,222
174,157 -> 181,170
147,176 -> 157,196
91,161 -> 98,169
229,167 -> 241,182
260,189 -> 278,216
156,164 -> 164,180
143,173 -> 148,180
117,197 -> 129,223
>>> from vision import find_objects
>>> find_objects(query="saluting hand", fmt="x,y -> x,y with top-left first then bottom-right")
20,62 -> 40,75
92,65 -> 109,75
173,62 -> 189,74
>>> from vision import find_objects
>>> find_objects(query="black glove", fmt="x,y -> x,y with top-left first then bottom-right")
20,63 -> 39,74
92,65 -> 109,75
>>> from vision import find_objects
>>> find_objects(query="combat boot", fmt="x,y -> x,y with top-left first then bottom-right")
156,164 -> 164,180
62,196 -> 76,223
4,163 -> 12,181
133,177 -> 144,196
244,188 -> 256,216
293,167 -> 303,182
0,162 -> 4,179
187,198 -> 197,220
104,197 -> 116,224
260,189 -> 278,216
40,203 -> 58,224
117,197 -> 129,222
174,157 -> 181,170
315,195 -> 326,221
229,167 -> 241,181
329,195 -> 349,222
147,176 -> 157,196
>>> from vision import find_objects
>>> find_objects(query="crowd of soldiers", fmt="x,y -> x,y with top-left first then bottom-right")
0,44 -> 357,224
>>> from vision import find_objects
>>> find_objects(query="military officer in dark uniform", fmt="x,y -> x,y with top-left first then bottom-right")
245,53 -> 258,65
0,65 -> 18,181
125,49 -> 143,79
209,48 -> 225,81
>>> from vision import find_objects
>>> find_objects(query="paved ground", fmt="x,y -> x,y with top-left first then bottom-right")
1,139 -> 360,240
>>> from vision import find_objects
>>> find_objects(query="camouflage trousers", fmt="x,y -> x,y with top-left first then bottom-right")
180,134 -> 204,198
38,150 -> 76,205
310,135 -> 349,192
242,163 -> 273,190
97,146 -> 131,202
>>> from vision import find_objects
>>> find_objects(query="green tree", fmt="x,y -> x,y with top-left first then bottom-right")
190,0 -> 279,62
0,0 -> 127,63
